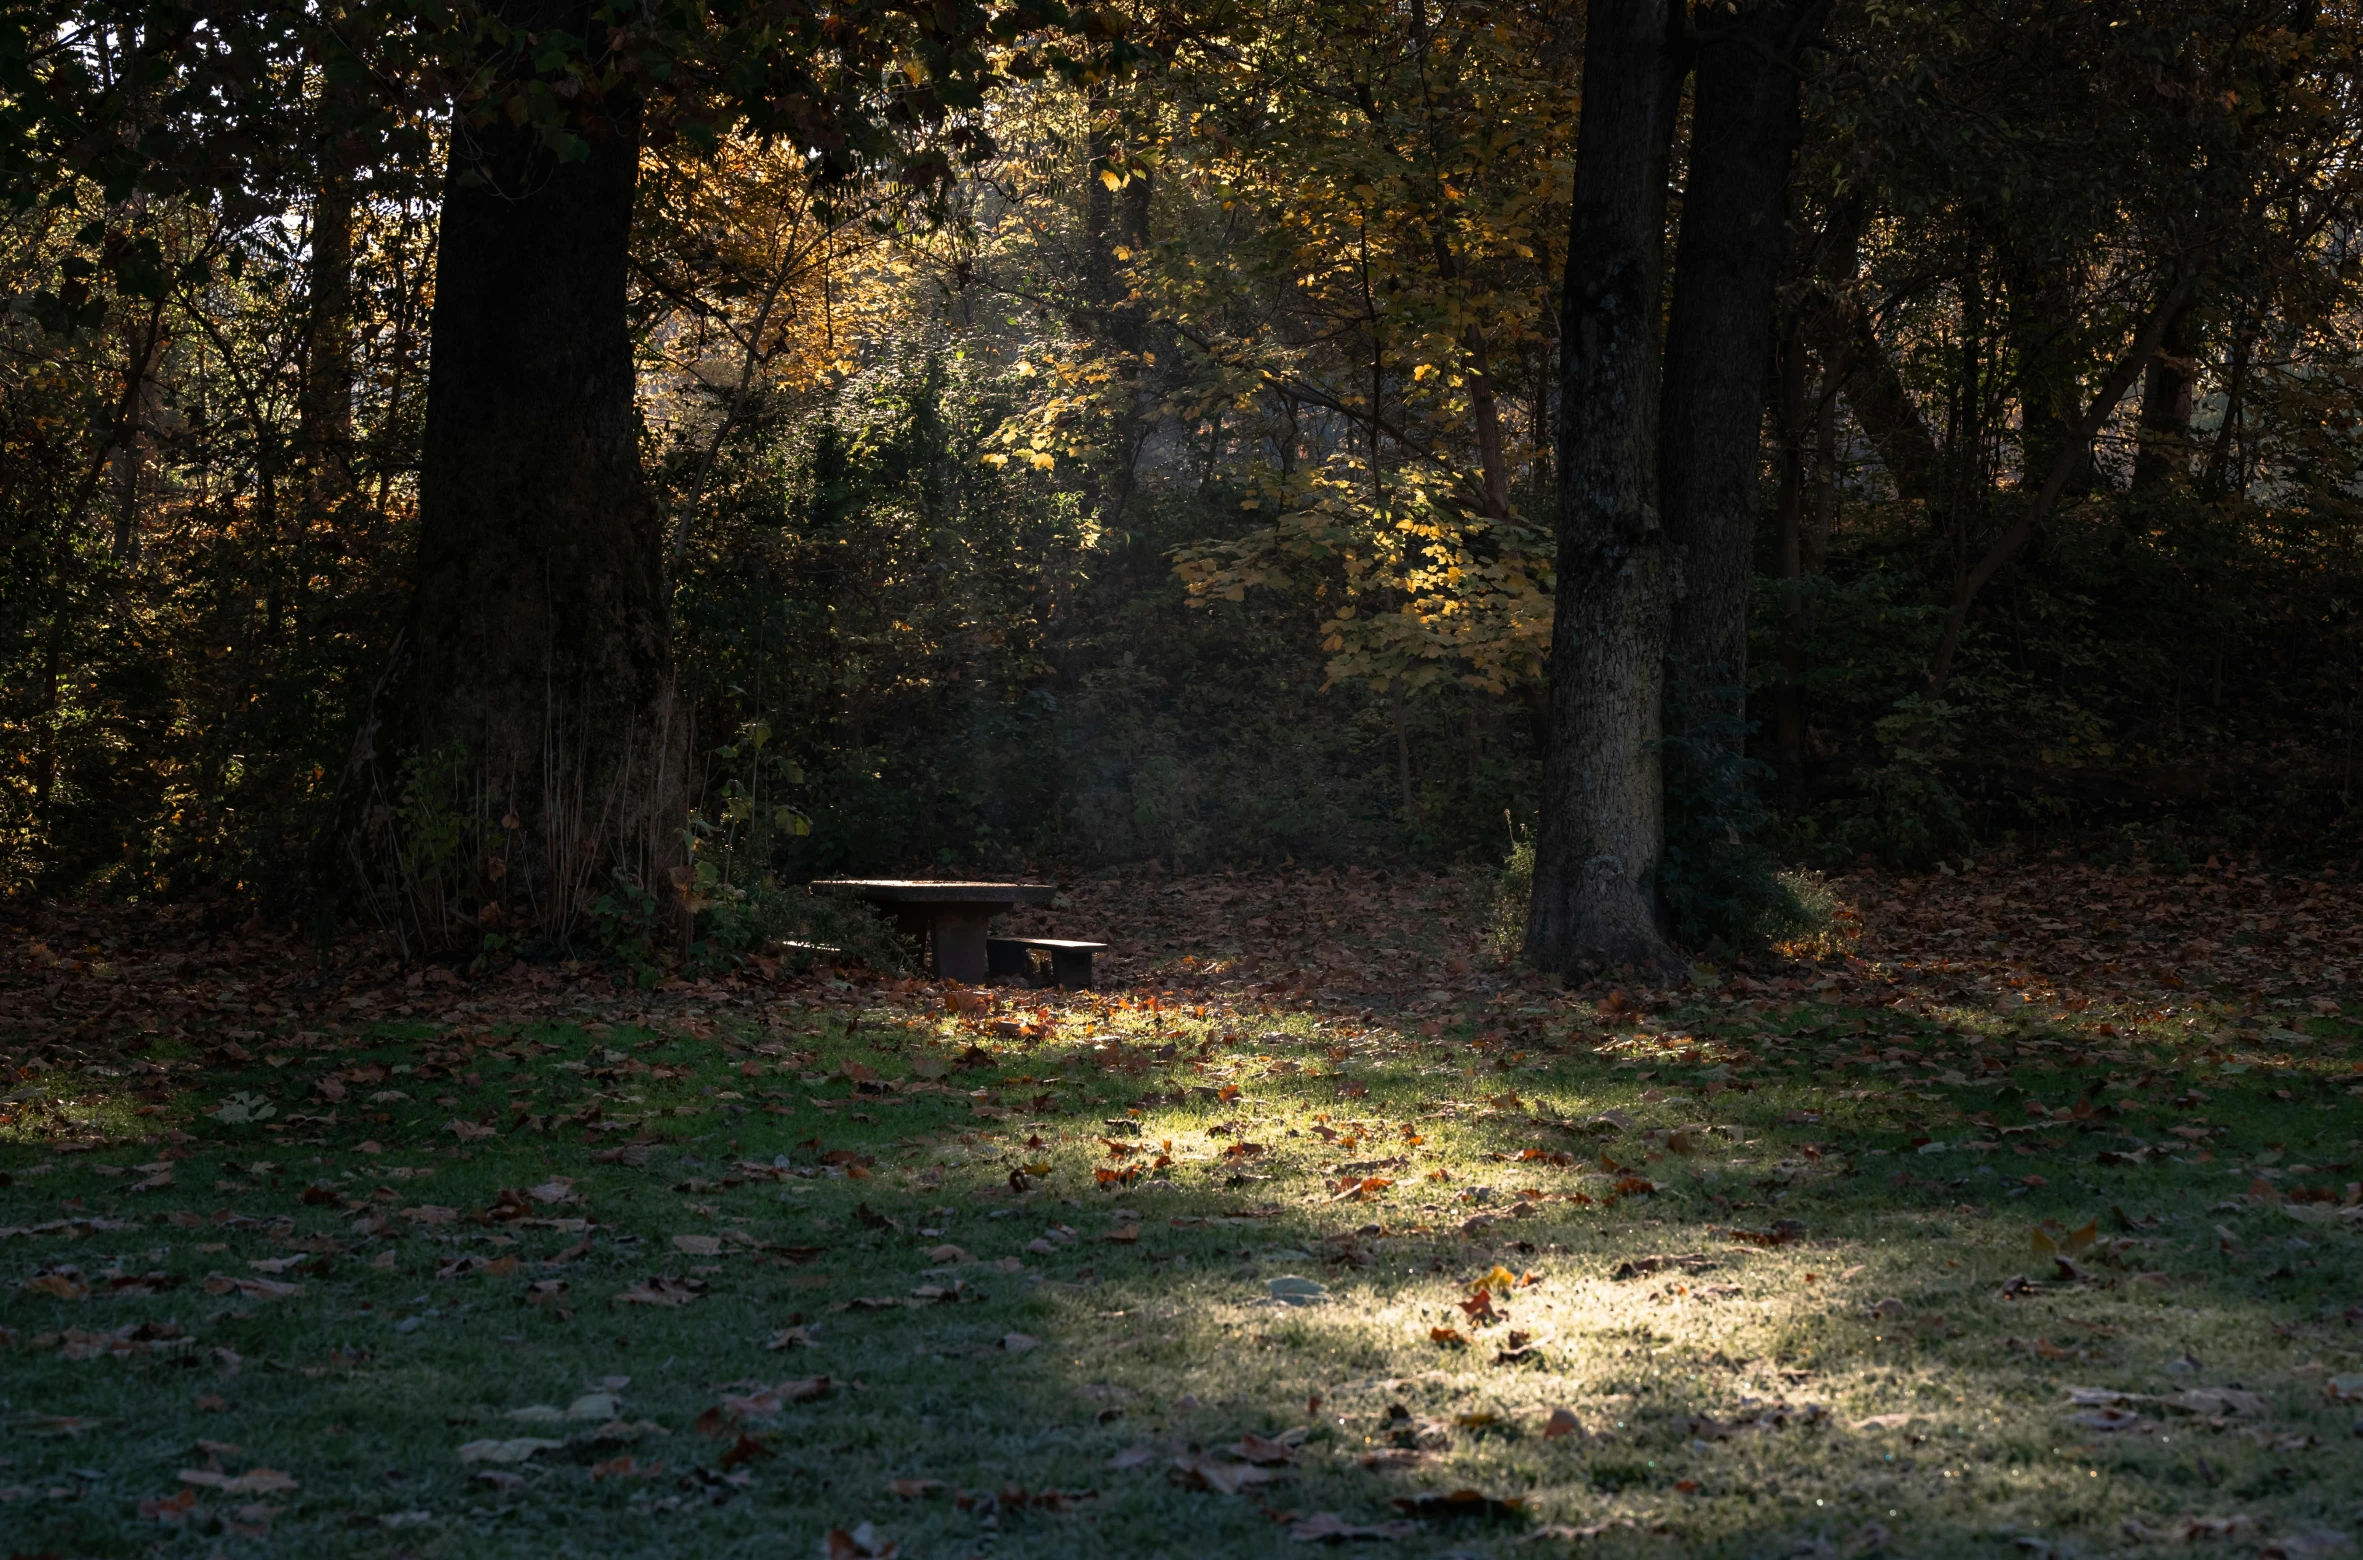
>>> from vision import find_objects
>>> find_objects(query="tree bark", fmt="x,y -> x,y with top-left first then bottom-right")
408,48 -> 668,789
1081,85 -> 1153,524
1525,0 -> 1688,975
2132,301 -> 2196,493
1795,206 -> 1944,511
1772,319 -> 1810,793
299,171 -> 356,499
106,311 -> 162,562
1659,0 -> 1830,764
2002,251 -> 2096,499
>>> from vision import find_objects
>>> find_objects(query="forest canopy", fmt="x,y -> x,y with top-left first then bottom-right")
4,0 -> 2361,965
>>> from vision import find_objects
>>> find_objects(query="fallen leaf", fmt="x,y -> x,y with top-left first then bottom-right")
718,1376 -> 832,1421
1542,1408 -> 1586,1440
1389,1488 -> 1525,1520
2163,1388 -> 2267,1418
2257,1531 -> 2357,1560
1233,1431 -> 1303,1465
1001,1333 -> 1039,1354
590,1454 -> 665,1480
1524,1520 -> 1635,1543
671,1235 -> 722,1257
823,1524 -> 899,1559
21,1272 -> 90,1301
446,1119 -> 496,1143
140,1486 -> 200,1522
1290,1511 -> 1419,1542
613,1276 -> 704,1307
202,1272 -> 302,1301
177,1468 -> 298,1496
1168,1454 -> 1284,1495
456,1437 -> 564,1465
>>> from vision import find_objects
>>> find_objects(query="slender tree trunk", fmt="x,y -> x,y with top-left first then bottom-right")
1772,321 -> 1810,793
1525,0 -> 1688,976
1660,0 -> 1830,768
2204,313 -> 2251,495
1392,681 -> 1416,816
106,313 -> 161,562
38,293 -> 167,817
1926,273 -> 2197,696
300,171 -> 356,499
1081,85 -> 1152,523
1809,362 -> 1836,575
2133,301 -> 2196,493
1429,233 -> 1514,518
408,32 -> 667,791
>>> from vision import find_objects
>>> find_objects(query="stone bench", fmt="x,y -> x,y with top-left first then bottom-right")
986,937 -> 1108,990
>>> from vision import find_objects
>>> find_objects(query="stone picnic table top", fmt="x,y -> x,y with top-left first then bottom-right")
810,880 -> 1058,981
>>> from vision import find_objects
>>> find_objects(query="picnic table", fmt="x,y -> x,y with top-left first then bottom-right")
810,880 -> 1058,983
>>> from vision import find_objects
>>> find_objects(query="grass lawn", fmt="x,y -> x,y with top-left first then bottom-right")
4,872 -> 2361,1558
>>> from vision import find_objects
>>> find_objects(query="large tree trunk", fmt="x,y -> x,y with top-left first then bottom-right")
1525,0 -> 1688,975
388,28 -> 676,948
1659,0 -> 1830,765
409,74 -> 668,787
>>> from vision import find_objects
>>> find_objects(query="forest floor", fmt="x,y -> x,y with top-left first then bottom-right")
1,858 -> 2360,1559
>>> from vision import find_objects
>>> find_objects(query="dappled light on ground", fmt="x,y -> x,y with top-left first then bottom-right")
1,863 -> 2358,1557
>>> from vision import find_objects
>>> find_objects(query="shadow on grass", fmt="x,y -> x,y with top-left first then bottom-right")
0,986 -> 2356,1559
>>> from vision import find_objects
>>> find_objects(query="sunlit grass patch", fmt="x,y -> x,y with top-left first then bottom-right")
0,969 -> 2356,1557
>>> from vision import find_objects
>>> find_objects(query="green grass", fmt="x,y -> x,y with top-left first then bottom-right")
3,983 -> 2359,1558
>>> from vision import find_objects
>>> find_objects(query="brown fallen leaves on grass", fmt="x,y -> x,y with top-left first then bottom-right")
457,1437 -> 565,1465
201,1272 -> 302,1301
1168,1454 -> 1286,1495
177,1466 -> 297,1496
613,1275 -> 704,1306
38,1320 -> 193,1359
1388,1489 -> 1526,1520
705,1375 -> 832,1426
822,1524 -> 898,1559
1289,1511 -> 1420,1542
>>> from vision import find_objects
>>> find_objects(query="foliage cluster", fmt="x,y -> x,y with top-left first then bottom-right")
5,0 -> 2363,965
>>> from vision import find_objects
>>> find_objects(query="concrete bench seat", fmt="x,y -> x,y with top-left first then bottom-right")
986,936 -> 1108,990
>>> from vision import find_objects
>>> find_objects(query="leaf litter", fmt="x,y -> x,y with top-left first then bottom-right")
3,864 -> 2361,1552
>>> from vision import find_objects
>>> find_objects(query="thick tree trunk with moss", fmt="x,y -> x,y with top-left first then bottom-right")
1525,0 -> 1688,975
409,88 -> 668,787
